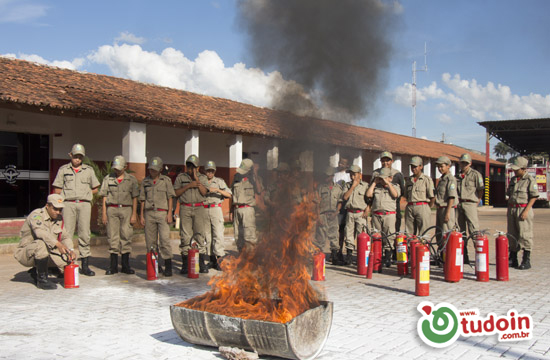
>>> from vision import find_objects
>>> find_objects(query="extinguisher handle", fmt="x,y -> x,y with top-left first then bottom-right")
61,253 -> 71,264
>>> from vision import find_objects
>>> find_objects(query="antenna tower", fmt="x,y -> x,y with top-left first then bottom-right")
412,43 -> 428,137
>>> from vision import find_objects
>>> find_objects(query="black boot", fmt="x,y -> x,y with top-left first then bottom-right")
518,250 -> 531,270
35,258 -> 57,290
331,250 -> 342,265
164,259 -> 173,277
463,246 -> 470,265
509,251 -> 519,268
105,253 -> 118,275
344,249 -> 353,266
79,257 -> 95,276
121,253 -> 135,274
180,254 -> 188,274
27,267 -> 37,282
384,249 -> 392,268
337,250 -> 345,266
199,254 -> 209,274
215,256 -> 223,271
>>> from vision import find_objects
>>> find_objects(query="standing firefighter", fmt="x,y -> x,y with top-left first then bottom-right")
507,156 -> 538,270
367,167 -> 400,267
14,194 -> 76,290
314,166 -> 344,265
140,157 -> 176,276
174,155 -> 209,274
203,160 -> 232,270
404,156 -> 435,236
99,155 -> 139,275
52,143 -> 100,276
372,151 -> 405,232
435,156 -> 458,248
342,164 -> 369,266
231,158 -> 263,252
456,153 -> 484,264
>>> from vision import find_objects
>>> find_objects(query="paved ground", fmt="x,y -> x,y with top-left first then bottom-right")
0,207 -> 549,359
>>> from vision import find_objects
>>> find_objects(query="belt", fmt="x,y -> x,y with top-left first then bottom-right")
510,204 -> 528,208
408,202 -> 428,206
374,211 -> 396,215
438,205 -> 457,209
204,204 -> 222,208
183,202 -> 204,207
321,210 -> 337,215
235,205 -> 251,208
347,209 -> 363,213
65,199 -> 90,203
459,199 -> 477,203
108,204 -> 131,208
156,208 -> 168,212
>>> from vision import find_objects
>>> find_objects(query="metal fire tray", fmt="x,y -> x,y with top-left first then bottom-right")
170,301 -> 333,360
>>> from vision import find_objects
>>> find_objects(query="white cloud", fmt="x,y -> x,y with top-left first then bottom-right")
0,0 -> 48,23
115,31 -> 146,45
391,73 -> 550,121
438,113 -> 452,124
87,43 -> 292,108
1,53 -> 84,70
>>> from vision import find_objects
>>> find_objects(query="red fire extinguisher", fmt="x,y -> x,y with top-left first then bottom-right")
62,253 -> 79,289
312,251 -> 325,281
415,243 -> 430,296
366,238 -> 374,279
444,230 -> 463,283
475,232 -> 489,282
495,231 -> 509,281
395,234 -> 408,276
372,232 -> 383,273
356,229 -> 370,276
408,236 -> 419,279
188,246 -> 200,279
146,248 -> 158,281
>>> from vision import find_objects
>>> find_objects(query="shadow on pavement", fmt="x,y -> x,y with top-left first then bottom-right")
363,282 -> 415,296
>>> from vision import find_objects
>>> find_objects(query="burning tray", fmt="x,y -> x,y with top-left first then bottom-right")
170,300 -> 333,360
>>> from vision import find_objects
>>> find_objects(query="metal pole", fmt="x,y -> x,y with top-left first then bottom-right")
485,130 -> 491,206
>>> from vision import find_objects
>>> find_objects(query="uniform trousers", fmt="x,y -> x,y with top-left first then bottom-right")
179,205 -> 207,255
144,210 -> 172,260
314,211 -> 339,251
233,206 -> 257,252
62,201 -> 92,258
405,204 -> 431,236
14,236 -> 73,272
372,213 -> 396,250
204,205 -> 225,257
507,207 -> 534,251
106,206 -> 133,255
344,211 -> 368,251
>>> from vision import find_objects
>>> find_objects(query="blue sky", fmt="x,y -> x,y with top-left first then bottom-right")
1,0 -> 549,155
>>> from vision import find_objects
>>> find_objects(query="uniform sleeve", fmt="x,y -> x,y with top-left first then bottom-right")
475,171 -> 485,191
131,177 -> 140,198
528,177 -> 539,199
166,179 -> 176,198
139,182 -> 146,202
52,167 -> 65,188
98,177 -> 109,197
447,177 -> 458,199
394,185 -> 401,199
220,179 -> 232,195
90,169 -> 100,189
173,175 -> 183,190
506,179 -> 514,198
28,215 -> 58,249
199,175 -> 209,188
426,177 -> 435,198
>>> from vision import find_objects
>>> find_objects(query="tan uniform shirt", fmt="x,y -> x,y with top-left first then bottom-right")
139,175 -> 175,210
457,168 -> 484,202
204,177 -> 231,205
173,173 -> 209,204
344,181 -> 369,210
19,207 -> 70,249
318,183 -> 343,213
98,172 -> 139,205
435,172 -> 458,207
232,174 -> 257,206
52,163 -> 100,201
405,174 -> 435,203
372,185 -> 401,212
507,173 -> 539,205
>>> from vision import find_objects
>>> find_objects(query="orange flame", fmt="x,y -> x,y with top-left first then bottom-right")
177,175 -> 321,323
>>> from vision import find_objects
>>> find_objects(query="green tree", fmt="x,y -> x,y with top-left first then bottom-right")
494,142 -> 516,160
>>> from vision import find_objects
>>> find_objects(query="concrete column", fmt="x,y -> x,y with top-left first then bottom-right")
329,149 -> 339,168
373,157 -> 381,172
450,164 -> 456,176
393,156 -> 402,172
266,140 -> 279,170
122,122 -> 146,181
228,134 -> 242,184
185,130 -> 199,159
299,150 -> 314,172
424,161 -> 432,177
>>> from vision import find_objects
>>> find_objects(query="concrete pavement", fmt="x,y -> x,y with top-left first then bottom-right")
0,207 -> 549,359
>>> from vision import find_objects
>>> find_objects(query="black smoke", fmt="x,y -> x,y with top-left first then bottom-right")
237,0 -> 401,122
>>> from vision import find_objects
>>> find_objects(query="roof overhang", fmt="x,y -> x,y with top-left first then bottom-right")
478,118 -> 550,155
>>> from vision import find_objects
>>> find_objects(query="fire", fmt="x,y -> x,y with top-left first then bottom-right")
177,176 -> 321,323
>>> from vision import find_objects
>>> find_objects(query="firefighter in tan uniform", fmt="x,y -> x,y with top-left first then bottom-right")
314,166 -> 344,265
507,156 -> 538,270
174,155 -> 209,274
14,194 -> 76,290
367,167 -> 400,267
342,164 -> 369,266
139,157 -> 176,276
99,155 -> 139,275
231,159 -> 263,252
435,156 -> 458,248
203,160 -> 231,270
456,153 -> 484,264
372,151 -> 405,231
52,143 -> 100,276
404,156 -> 435,236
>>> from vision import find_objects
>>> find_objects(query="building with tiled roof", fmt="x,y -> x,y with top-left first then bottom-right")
0,57 -> 505,217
